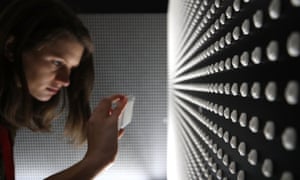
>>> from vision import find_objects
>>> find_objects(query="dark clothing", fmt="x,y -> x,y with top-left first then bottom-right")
0,124 -> 14,180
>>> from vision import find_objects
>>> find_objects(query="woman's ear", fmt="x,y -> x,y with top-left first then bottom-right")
5,36 -> 15,62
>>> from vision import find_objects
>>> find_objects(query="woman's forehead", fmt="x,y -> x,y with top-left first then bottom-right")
35,31 -> 79,50
30,35 -> 84,66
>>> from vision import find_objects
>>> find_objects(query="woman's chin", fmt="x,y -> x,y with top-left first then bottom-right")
32,94 -> 54,102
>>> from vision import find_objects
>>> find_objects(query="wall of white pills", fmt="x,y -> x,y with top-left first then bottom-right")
168,0 -> 299,179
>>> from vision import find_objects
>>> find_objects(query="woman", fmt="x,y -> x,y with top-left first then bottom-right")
0,0 -> 128,179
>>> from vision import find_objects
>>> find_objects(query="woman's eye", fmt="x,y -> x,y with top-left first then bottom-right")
53,60 -> 63,67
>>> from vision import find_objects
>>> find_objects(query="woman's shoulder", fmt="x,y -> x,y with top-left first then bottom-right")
0,121 -> 11,138
0,116 -> 9,130
0,118 -> 17,143
0,117 -> 15,179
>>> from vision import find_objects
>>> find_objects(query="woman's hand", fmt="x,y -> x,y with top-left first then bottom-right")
45,95 -> 128,180
84,94 -> 128,169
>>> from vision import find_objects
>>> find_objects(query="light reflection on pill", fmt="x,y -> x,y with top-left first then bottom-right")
265,81 -> 277,102
253,10 -> 263,28
229,161 -> 236,174
238,142 -> 246,156
251,47 -> 262,64
266,40 -> 279,61
230,136 -> 237,149
249,116 -> 259,133
285,80 -> 299,105
264,121 -> 276,140
262,159 -> 273,177
240,82 -> 248,97
248,149 -> 258,166
237,170 -> 245,180
269,0 -> 281,19
281,127 -> 297,151
280,171 -> 294,180
251,82 -> 261,99
242,19 -> 250,35
290,0 -> 300,7
287,32 -> 300,57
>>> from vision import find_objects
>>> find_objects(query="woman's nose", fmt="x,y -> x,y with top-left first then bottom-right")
55,68 -> 70,87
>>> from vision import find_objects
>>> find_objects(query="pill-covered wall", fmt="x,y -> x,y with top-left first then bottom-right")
167,0 -> 300,180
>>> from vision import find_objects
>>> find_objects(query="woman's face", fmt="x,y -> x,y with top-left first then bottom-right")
22,36 -> 84,102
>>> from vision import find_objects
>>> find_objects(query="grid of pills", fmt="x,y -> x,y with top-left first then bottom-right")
169,0 -> 300,179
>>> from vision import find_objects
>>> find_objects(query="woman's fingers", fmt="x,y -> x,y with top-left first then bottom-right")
90,94 -> 128,128
93,95 -> 127,120
108,94 -> 126,102
93,98 -> 112,119
111,96 -> 128,119
118,129 -> 125,139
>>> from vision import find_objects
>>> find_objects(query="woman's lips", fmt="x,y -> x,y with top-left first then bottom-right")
47,87 -> 59,94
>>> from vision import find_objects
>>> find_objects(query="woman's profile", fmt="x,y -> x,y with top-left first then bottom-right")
0,0 -> 127,179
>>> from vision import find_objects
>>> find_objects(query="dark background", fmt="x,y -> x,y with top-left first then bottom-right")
0,0 -> 168,13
